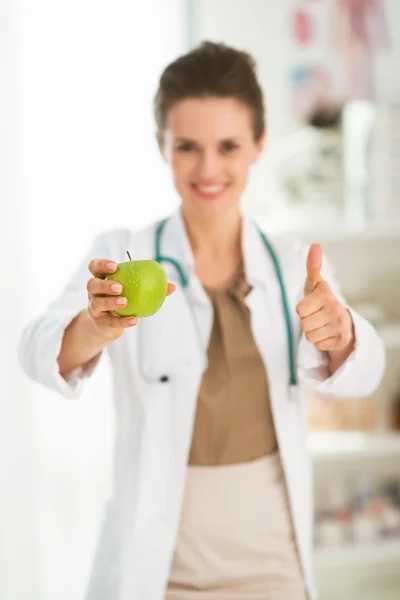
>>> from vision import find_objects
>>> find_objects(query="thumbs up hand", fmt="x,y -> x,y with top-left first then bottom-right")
296,244 -> 354,368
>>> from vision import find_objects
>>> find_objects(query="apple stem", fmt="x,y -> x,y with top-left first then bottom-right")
126,251 -> 132,261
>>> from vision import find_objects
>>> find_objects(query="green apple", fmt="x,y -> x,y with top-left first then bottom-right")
106,252 -> 168,317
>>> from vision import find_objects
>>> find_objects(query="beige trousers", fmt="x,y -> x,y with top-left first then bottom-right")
166,452 -> 308,599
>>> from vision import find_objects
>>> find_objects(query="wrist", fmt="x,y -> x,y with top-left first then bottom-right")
81,308 -> 114,346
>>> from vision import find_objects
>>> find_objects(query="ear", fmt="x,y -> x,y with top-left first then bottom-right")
156,132 -> 167,162
256,131 -> 267,157
252,130 -> 267,164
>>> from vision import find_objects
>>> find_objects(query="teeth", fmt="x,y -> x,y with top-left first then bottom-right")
196,185 -> 224,194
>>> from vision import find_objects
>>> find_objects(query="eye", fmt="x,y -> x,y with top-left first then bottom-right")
221,140 -> 240,153
176,141 -> 196,152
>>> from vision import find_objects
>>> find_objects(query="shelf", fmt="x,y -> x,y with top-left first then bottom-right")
301,223 -> 400,243
257,218 -> 400,242
309,431 -> 400,461
314,538 -> 400,569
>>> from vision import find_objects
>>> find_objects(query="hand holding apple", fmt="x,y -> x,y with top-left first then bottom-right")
86,253 -> 176,341
106,252 -> 173,317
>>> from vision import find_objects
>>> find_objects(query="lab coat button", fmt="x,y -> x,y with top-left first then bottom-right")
159,375 -> 169,383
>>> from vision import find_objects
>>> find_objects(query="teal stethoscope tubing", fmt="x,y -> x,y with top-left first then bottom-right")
154,218 -> 297,388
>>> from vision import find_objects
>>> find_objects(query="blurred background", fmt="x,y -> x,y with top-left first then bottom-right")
1,1 -> 400,599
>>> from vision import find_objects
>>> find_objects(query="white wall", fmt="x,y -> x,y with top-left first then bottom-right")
0,1 -> 41,598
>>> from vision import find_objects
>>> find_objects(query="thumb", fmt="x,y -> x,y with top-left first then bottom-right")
305,243 -> 323,295
167,282 -> 176,296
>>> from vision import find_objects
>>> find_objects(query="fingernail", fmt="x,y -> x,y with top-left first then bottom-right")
111,283 -> 122,293
107,262 -> 117,271
116,297 -> 127,305
128,318 -> 137,325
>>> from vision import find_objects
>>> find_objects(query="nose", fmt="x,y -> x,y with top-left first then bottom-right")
197,149 -> 222,181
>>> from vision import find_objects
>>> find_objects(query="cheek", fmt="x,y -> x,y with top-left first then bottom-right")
170,154 -> 195,185
230,154 -> 253,183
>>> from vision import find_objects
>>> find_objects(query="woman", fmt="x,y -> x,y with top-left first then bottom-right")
18,42 -> 385,600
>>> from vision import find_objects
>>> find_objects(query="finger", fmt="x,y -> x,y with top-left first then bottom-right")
305,243 -> 323,295
167,283 -> 176,296
315,336 -> 348,352
304,324 -> 338,345
98,314 -> 138,329
87,277 -> 123,296
300,308 -> 330,333
296,282 -> 333,318
88,259 -> 118,279
90,295 -> 128,315
296,293 -> 324,318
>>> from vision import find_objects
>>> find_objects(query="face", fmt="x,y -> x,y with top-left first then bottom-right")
160,97 -> 265,222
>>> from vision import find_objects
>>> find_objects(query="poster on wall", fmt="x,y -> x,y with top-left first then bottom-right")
279,0 -> 344,224
278,0 -> 394,227
288,0 -> 392,123
331,0 -> 391,102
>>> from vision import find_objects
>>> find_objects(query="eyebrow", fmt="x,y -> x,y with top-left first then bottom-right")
174,136 -> 245,144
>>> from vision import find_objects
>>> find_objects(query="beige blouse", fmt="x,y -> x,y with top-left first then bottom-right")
166,265 -> 306,598
188,263 -> 278,466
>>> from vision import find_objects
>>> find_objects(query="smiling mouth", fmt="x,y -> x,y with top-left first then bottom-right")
191,183 -> 229,200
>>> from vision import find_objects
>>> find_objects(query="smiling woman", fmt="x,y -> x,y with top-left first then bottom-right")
153,42 -> 267,289
17,39 -> 385,600
155,42 -> 266,223
163,97 -> 264,219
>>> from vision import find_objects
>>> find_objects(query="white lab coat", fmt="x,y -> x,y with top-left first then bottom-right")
18,210 -> 385,600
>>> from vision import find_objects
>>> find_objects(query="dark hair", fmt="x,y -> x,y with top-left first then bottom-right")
154,41 -> 266,142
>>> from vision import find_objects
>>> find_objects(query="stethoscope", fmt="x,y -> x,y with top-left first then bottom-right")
154,217 -> 297,389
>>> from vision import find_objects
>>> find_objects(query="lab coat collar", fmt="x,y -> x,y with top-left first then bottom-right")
241,213 -> 272,290
161,210 -> 195,280
162,209 -> 272,290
